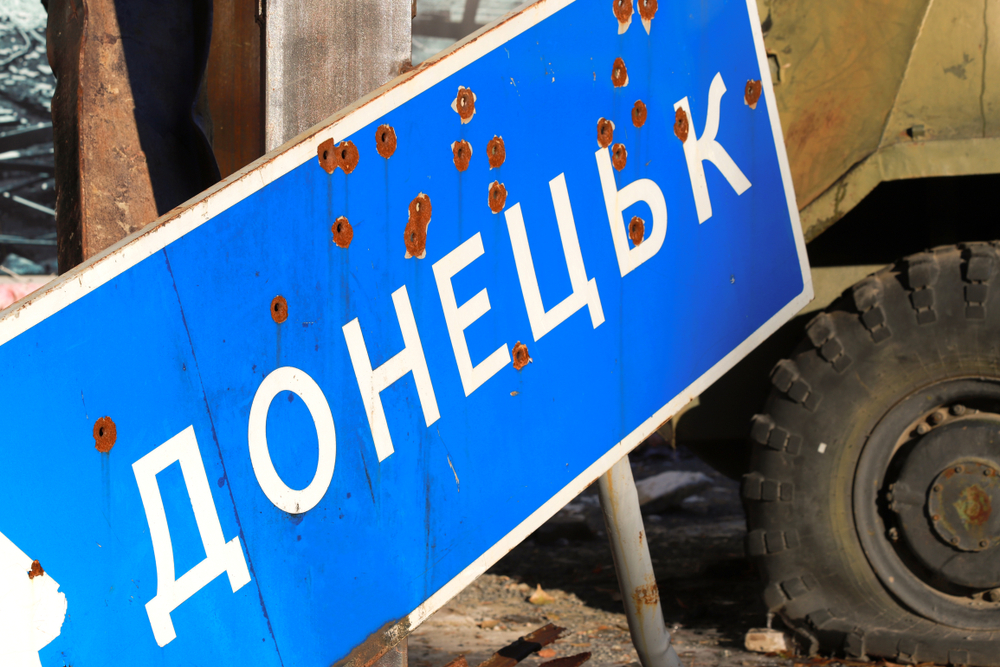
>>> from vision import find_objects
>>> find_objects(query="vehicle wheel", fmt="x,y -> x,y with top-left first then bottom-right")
744,243 -> 1000,665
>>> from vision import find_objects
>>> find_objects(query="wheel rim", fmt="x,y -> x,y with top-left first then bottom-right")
854,377 -> 1000,629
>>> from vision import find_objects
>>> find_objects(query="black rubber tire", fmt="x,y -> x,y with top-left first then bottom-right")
744,243 -> 1000,665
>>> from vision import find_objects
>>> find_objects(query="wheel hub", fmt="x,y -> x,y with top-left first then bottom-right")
891,416 -> 1000,589
927,461 -> 1000,552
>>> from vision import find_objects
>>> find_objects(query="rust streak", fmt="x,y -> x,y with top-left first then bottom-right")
597,118 -> 614,148
512,341 -> 532,370
744,79 -> 762,110
376,125 -> 397,159
405,193 -> 432,259
331,617 -> 412,667
93,416 -> 117,453
271,295 -> 288,324
673,108 -> 689,143
631,582 -> 659,608
487,136 -> 506,169
333,216 -> 354,249
489,181 -> 507,214
28,560 -> 44,579
631,100 -> 647,128
452,140 -> 473,172
629,216 -> 645,246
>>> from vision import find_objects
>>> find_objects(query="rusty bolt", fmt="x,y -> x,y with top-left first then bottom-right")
487,136 -> 506,169
744,79 -> 762,110
955,465 -> 964,473
409,193 -> 432,226
271,295 -> 288,324
933,484 -> 943,493
951,404 -> 967,416
930,410 -> 946,425
674,108 -> 689,143
887,527 -> 899,542
597,118 -> 614,148
637,0 -> 657,24
980,540 -> 990,549
94,416 -> 117,453
375,125 -> 397,159
336,141 -> 359,174
453,86 -> 476,123
488,181 -> 507,214
452,140 -> 472,171
986,469 -> 995,477
404,219 -> 427,259
611,143 -> 627,171
951,537 -> 960,545
632,100 -> 647,128
916,422 -> 931,435
318,138 -> 337,173
613,0 -> 632,26
512,341 -> 532,370
932,514 -> 941,521
986,588 -> 1000,602
333,216 -> 353,249
28,560 -> 44,579
611,57 -> 628,87
629,216 -> 645,247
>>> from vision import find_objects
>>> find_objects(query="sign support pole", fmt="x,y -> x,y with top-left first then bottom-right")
599,456 -> 684,667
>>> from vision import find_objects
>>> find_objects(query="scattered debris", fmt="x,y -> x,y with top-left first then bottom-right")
528,585 -> 556,606
744,628 -> 789,654
634,471 -> 713,514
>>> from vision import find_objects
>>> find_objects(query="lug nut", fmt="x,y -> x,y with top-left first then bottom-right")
916,423 -> 931,435
930,410 -> 946,424
980,540 -> 990,549
951,404 -> 967,416
932,514 -> 941,522
986,588 -> 1000,603
951,537 -> 960,545
955,465 -> 964,473
887,527 -> 899,542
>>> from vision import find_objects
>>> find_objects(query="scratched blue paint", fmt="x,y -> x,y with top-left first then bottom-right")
0,0 -> 804,664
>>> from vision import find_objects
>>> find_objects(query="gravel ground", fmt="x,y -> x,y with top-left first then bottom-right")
409,439 -> 801,667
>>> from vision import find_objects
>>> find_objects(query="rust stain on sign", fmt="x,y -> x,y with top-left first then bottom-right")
93,416 -> 117,453
333,216 -> 354,249
488,181 -> 508,213
612,0 -> 632,31
405,193 -> 432,259
631,581 -> 659,608
632,100 -> 647,128
744,79 -> 762,110
318,138 -> 337,173
637,0 -> 657,31
629,216 -> 644,246
452,140 -> 473,171
512,341 -> 532,370
337,141 -> 360,174
28,560 -> 44,579
375,125 -> 397,159
597,118 -> 614,148
452,86 -> 477,123
611,57 -> 628,87
409,193 -> 432,226
332,617 -> 413,667
271,295 -> 288,324
673,108 -> 689,142
487,136 -> 506,169
611,143 -> 627,171
318,139 -> 360,173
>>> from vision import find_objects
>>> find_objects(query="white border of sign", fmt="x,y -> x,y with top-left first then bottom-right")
0,0 -> 811,655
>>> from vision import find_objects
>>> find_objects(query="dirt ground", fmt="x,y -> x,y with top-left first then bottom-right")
409,438 -> 798,667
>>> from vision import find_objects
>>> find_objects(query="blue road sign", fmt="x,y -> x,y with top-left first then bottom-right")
0,0 -> 810,664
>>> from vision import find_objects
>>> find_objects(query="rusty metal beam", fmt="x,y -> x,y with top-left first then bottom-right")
205,0 -> 264,178
47,0 -> 219,272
